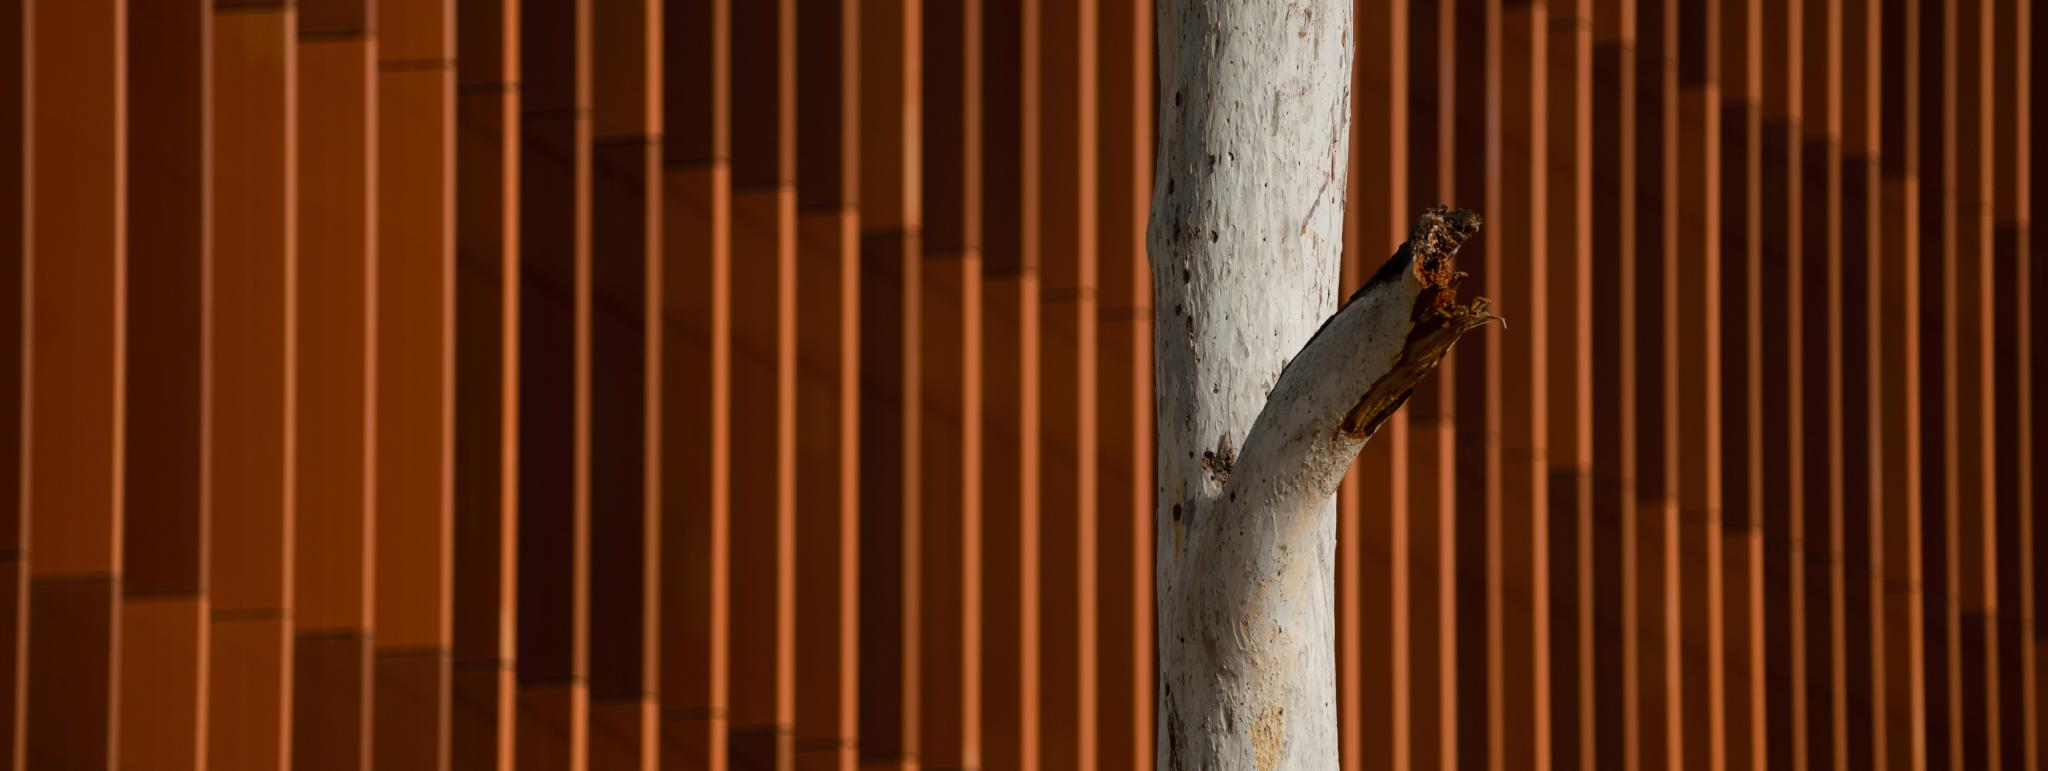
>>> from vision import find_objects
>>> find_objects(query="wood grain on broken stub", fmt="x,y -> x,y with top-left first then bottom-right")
1341,207 -> 1499,440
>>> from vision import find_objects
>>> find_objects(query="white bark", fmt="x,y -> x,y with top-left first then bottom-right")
1149,3 -> 1493,767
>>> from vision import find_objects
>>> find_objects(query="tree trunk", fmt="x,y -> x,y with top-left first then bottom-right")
1149,3 -> 1494,768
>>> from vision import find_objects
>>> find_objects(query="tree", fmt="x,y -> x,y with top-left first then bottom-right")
1149,2 -> 1495,767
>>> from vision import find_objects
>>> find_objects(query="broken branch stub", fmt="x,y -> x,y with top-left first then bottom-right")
1340,206 -> 1497,440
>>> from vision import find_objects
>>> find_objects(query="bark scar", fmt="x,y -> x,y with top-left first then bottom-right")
1200,431 -> 1236,484
1253,707 -> 1285,771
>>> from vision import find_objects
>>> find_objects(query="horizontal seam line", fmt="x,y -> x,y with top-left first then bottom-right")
299,29 -> 370,42
380,58 -> 455,72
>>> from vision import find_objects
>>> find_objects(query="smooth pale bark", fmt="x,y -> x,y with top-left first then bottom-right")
1149,3 -> 1494,768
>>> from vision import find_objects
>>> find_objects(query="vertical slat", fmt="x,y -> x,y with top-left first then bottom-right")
1718,0 -> 1768,767
587,0 -> 661,766
1988,1 -> 2034,767
1093,0 -> 1149,766
1544,0 -> 1595,766
1451,0 -> 1503,763
857,0 -> 918,766
1916,0 -> 1961,764
293,0 -> 375,765
1877,0 -> 1927,767
1839,0 -> 1886,765
1841,1 -> 1889,768
376,0 -> 458,766
792,0 -> 863,768
792,0 -> 859,769
917,0 -> 986,765
1758,0 -> 1809,764
1589,0 -> 1640,764
1337,86 -> 1365,771
1497,2 -> 1550,768
919,0 -> 982,766
0,0 -> 19,761
1408,1 -> 1459,765
980,0 -> 1041,765
1634,0 -> 1683,762
119,597 -> 206,771
2034,0 -> 2048,758
23,0 -> 125,765
727,0 -> 797,763
451,0 -> 520,764
1037,0 -> 1095,767
516,0 -> 592,762
659,0 -> 730,766
1842,0 -> 1887,763
1949,0 -> 1999,764
1335,156 -> 1368,771
121,0 -> 209,766
209,1 -> 296,767
1336,77 -> 1365,771
1675,0 -> 1726,766
1341,0 -> 1410,766
1798,0 -> 1847,767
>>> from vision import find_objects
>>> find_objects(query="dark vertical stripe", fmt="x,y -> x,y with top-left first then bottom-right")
0,0 -> 22,755
587,0 -> 661,767
1498,2 -> 1551,768
856,0 -> 919,767
1453,0 -> 1503,765
516,0 -> 593,763
1759,1 -> 1809,766
1635,0 -> 1683,763
1589,2 -> 1641,760
452,0 -> 521,765
793,0 -> 860,768
1718,1 -> 1768,767
1799,3 -> 1847,767
1918,0 -> 1961,764
1839,0 -> 1885,766
122,0 -> 209,765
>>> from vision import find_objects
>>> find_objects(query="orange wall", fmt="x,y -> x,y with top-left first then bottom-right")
8,0 -> 2046,769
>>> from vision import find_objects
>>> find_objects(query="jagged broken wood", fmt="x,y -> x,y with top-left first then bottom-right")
1226,208 -> 1495,511
1149,4 -> 1495,768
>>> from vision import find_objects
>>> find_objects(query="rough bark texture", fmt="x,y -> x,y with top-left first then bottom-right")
1149,3 -> 1493,766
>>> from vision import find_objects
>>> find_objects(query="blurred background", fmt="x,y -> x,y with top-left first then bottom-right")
10,0 -> 2048,769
